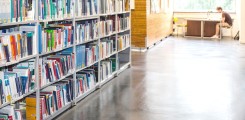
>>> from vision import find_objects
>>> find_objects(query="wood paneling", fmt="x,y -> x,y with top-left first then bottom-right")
147,13 -> 173,47
132,0 -> 173,48
204,21 -> 219,37
186,20 -> 202,37
131,0 -> 147,48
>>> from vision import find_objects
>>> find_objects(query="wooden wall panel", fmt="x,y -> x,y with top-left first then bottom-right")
131,0 -> 147,48
146,0 -> 173,47
132,0 -> 173,48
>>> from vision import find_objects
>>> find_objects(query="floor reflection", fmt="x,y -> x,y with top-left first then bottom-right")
57,37 -> 245,120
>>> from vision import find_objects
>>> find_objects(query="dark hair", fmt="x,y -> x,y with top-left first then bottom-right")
216,7 -> 223,11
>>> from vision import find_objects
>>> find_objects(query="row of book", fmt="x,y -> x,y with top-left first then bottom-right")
0,105 -> 23,120
76,44 -> 99,69
39,0 -> 74,20
0,0 -> 130,24
40,23 -> 74,53
76,69 -> 97,97
100,0 -> 130,14
100,39 -> 116,59
100,0 -> 116,14
0,0 -> 35,23
118,34 -> 130,50
100,59 -> 116,81
76,0 -> 98,17
26,79 -> 74,120
76,20 -> 99,44
99,19 -> 114,37
0,61 -> 35,106
0,25 -> 39,65
118,16 -> 130,31
39,52 -> 75,87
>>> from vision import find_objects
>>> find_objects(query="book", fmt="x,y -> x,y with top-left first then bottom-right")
99,16 -> 116,37
40,52 -> 74,87
100,0 -> 116,14
39,0 -> 74,20
118,34 -> 130,50
0,0 -> 35,23
76,69 -> 96,97
0,61 -> 35,105
76,0 -> 97,17
100,59 -> 116,81
41,23 -> 74,53
0,25 -> 39,64
76,19 -> 99,44
100,38 -> 115,59
0,105 -> 16,120
0,0 -> 11,23
117,16 -> 130,31
27,79 -> 73,119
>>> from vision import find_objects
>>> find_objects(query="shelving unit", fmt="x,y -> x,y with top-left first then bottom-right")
0,0 -> 131,120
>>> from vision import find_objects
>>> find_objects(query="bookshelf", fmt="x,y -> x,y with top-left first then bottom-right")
0,0 -> 131,120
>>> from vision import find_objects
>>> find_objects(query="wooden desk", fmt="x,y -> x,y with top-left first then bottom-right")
185,18 -> 221,39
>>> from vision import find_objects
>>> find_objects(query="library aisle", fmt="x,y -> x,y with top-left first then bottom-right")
57,37 -> 245,120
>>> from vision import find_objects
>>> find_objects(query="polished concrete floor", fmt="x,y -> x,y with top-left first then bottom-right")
57,37 -> 245,120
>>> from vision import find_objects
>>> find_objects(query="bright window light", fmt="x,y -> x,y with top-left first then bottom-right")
174,0 -> 236,12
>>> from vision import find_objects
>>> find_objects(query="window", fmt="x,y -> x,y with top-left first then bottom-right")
174,0 -> 236,12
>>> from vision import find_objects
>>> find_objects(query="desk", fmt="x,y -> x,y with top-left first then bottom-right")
185,18 -> 221,39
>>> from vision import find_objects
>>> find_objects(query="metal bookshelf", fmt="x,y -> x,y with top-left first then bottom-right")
0,0 -> 131,119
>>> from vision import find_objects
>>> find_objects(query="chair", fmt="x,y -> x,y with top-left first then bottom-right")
173,17 -> 187,36
221,19 -> 234,38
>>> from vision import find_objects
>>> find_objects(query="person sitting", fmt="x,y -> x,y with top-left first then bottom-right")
211,7 -> 233,39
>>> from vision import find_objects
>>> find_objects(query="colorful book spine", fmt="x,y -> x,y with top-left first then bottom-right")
76,69 -> 96,97
39,0 -> 73,20
100,0 -> 116,14
99,17 -> 115,37
41,23 -> 74,53
100,59 -> 116,81
76,0 -> 97,17
26,79 -> 73,119
118,34 -> 130,50
76,19 -> 99,44
0,25 -> 38,64
40,53 -> 74,87
0,61 -> 35,104
100,39 -> 115,59
117,16 -> 130,31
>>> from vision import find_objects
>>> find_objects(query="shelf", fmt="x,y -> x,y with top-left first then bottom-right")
40,71 -> 74,90
99,12 -> 118,16
0,2 -> 131,118
76,86 -> 97,103
118,28 -> 130,34
45,102 -> 72,120
100,32 -> 117,39
100,72 -> 117,86
118,62 -> 130,74
0,54 -> 37,68
39,18 -> 73,22
11,90 -> 37,103
117,11 -> 131,14
76,38 -> 99,46
76,61 -> 99,72
100,52 -> 117,61
39,45 -> 74,57
118,46 -> 130,53
0,102 -> 10,109
0,89 -> 37,109
75,15 -> 99,21
0,20 -> 38,27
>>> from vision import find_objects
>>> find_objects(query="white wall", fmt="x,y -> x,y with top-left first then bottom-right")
237,0 -> 245,43
173,12 -> 239,37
